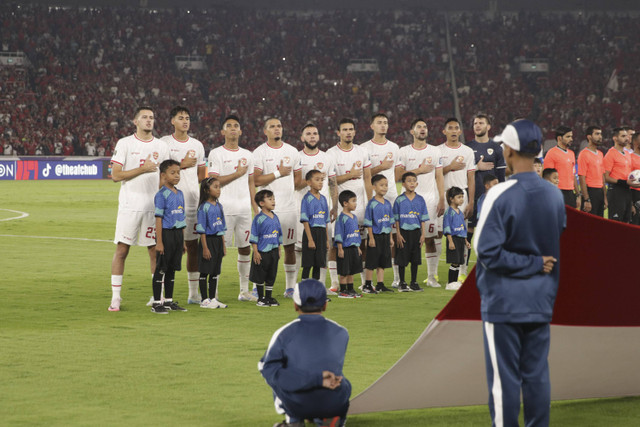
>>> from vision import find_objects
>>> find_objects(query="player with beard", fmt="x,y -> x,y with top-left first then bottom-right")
327,118 -> 372,293
253,118 -> 302,298
577,126 -> 606,216
544,126 -> 580,208
293,123 -> 338,291
465,114 -> 505,281
396,118 -> 445,288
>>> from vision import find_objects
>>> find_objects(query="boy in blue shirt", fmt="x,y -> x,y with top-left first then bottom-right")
334,190 -> 363,298
393,172 -> 429,292
363,174 -> 395,294
300,170 -> 331,281
151,159 -> 188,314
443,186 -> 470,291
250,189 -> 284,307
476,173 -> 499,220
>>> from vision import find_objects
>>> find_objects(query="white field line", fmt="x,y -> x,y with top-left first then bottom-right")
0,209 -> 29,222
0,234 -> 111,243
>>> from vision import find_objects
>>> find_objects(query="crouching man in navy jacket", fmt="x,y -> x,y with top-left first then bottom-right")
474,119 -> 566,427
259,279 -> 351,427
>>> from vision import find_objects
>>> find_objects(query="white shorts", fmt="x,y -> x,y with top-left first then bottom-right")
114,210 -> 156,246
277,210 -> 298,246
224,214 -> 252,248
184,209 -> 199,242
425,200 -> 443,238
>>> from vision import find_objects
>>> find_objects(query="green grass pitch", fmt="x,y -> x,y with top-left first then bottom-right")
0,180 -> 638,426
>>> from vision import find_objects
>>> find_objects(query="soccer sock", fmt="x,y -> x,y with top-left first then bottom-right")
426,251 -> 438,279
435,238 -> 442,269
312,266 -> 320,280
294,247 -> 302,271
256,284 -> 264,300
328,261 -> 339,289
398,266 -> 406,283
152,273 -> 163,302
284,263 -> 297,290
301,266 -> 311,279
377,281 -> 384,289
319,267 -> 328,285
188,271 -> 200,298
347,283 -> 354,292
237,254 -> 251,293
199,274 -> 208,300
208,276 -> 218,300
460,250 -> 469,276
392,262 -> 399,282
448,265 -> 460,283
111,275 -> 123,301
339,283 -> 347,292
411,263 -> 419,284
265,284 -> 273,299
164,270 -> 175,299
360,262 -> 366,288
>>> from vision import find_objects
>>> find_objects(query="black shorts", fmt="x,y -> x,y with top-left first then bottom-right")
337,246 -> 363,276
155,228 -> 184,273
302,227 -> 328,268
395,228 -> 422,267
446,235 -> 466,265
249,248 -> 279,286
632,189 -> 640,225
607,184 -> 632,223
584,186 -> 605,217
365,233 -> 392,270
561,189 -> 577,208
198,234 -> 224,276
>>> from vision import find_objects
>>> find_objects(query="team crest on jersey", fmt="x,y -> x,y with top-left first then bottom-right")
241,157 -> 248,166
456,156 -> 464,162
487,148 -> 494,156
356,161 -> 362,168
316,162 -> 324,170
283,156 -> 291,165
153,152 -> 159,160
426,156 -> 432,164
187,149 -> 196,158
385,152 -> 393,160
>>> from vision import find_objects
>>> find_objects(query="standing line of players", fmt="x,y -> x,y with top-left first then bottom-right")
107,107 -> 511,312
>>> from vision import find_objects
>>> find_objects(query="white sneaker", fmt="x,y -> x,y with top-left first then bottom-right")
426,278 -> 442,288
445,281 -> 462,291
326,288 -> 338,296
200,298 -> 212,308
187,294 -> 202,304
108,297 -> 121,312
145,296 -> 154,307
210,298 -> 228,309
238,291 -> 258,302
391,280 -> 400,289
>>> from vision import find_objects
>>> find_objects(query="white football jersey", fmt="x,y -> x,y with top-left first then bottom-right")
162,134 -> 206,212
361,139 -> 400,201
111,134 -> 170,211
397,143 -> 443,203
295,149 -> 335,211
439,143 -> 476,190
326,144 -> 372,212
253,141 -> 301,214
208,145 -> 254,216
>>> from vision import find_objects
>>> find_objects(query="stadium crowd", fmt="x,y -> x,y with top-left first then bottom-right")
0,4 -> 639,156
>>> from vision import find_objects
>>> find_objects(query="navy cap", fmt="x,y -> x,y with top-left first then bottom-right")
494,119 -> 543,155
293,279 -> 327,308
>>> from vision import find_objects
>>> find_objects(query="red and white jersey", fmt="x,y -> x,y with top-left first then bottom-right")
295,149 -> 335,209
398,143 -> 443,204
439,142 -> 476,190
326,143 -> 372,212
208,145 -> 254,216
162,134 -> 206,212
111,134 -> 170,211
361,139 -> 400,201
253,141 -> 301,214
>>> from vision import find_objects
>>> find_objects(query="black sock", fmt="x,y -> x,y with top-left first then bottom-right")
377,281 -> 384,289
410,263 -> 419,284
347,283 -> 354,292
398,266 -> 406,283
256,284 -> 264,299
265,284 -> 273,299
449,265 -> 459,283
365,280 -> 372,288
302,266 -> 311,279
199,274 -> 208,300
340,283 -> 347,292
208,276 -> 218,300
312,267 -> 320,280
152,271 -> 163,301
164,270 -> 175,299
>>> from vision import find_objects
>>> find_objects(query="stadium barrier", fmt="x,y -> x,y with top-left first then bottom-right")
0,157 -> 112,180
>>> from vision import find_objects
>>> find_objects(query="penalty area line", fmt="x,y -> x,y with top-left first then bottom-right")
0,234 -> 111,243
0,209 -> 29,222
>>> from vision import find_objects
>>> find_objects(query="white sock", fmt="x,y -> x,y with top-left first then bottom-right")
188,272 -> 200,298
238,253 -> 251,292
426,252 -> 438,279
294,248 -> 302,283
328,261 -> 339,289
435,239 -> 442,275
111,275 -> 122,300
392,262 -> 399,282
360,262 -> 366,288
460,251 -> 468,276
284,263 -> 297,290
319,268 -> 328,285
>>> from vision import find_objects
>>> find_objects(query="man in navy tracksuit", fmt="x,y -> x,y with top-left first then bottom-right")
259,279 -> 351,427
474,119 -> 566,427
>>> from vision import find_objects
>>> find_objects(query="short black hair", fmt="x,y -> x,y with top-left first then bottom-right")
263,117 -> 281,130
401,171 -> 417,182
446,186 -> 464,203
555,126 -> 572,139
585,125 -> 601,137
339,190 -> 356,207
533,157 -> 543,165
338,118 -> 355,130
134,106 -> 154,119
305,169 -> 322,181
482,173 -> 498,185
255,189 -> 274,205
474,113 -> 492,125
371,174 -> 387,185
159,159 -> 180,174
297,304 -> 323,313
170,105 -> 190,119
444,117 -> 460,127
410,118 -> 427,129
371,113 -> 389,123
301,123 -> 317,133
542,168 -> 558,180
612,127 -> 626,138
221,114 -> 241,129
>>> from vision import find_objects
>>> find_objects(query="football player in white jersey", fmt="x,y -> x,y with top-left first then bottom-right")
439,117 -> 476,280
293,123 -> 337,290
159,106 -> 207,304
208,115 -> 258,302
361,113 -> 402,287
108,106 -> 170,312
253,118 -> 302,298
396,118 -> 445,288
326,118 -> 372,291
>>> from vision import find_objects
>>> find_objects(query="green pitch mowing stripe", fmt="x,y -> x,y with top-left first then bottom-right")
0,180 -> 637,426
